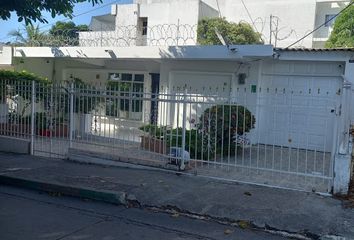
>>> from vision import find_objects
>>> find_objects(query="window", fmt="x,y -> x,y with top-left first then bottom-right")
140,18 -> 148,36
106,73 -> 144,120
325,14 -> 337,27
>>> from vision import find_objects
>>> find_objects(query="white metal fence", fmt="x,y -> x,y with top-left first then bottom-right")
0,79 -> 344,193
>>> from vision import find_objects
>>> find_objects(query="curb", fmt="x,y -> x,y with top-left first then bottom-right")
0,174 -> 127,205
0,174 -> 351,240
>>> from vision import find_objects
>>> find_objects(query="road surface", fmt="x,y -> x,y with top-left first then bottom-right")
0,186 -> 289,240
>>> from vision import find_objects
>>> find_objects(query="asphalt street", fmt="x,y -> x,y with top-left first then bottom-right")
0,185 -> 290,240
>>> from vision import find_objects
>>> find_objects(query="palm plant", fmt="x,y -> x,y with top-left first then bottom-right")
8,25 -> 46,46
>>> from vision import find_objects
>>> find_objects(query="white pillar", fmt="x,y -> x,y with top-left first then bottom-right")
333,60 -> 354,194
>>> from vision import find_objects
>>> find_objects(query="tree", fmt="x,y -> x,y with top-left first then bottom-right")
8,25 -> 46,46
49,21 -> 89,46
0,0 -> 102,25
197,18 -> 263,45
326,5 -> 354,48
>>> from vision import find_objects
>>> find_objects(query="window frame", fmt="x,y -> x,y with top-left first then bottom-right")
106,72 -> 145,120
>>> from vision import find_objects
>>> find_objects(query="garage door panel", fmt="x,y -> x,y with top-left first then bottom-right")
271,76 -> 290,88
313,77 -> 339,93
260,63 -> 341,151
291,76 -> 311,85
291,97 -> 310,107
308,134 -> 327,151
293,63 -> 311,74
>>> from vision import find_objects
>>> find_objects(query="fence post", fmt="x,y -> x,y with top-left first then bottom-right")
30,80 -> 35,155
69,81 -> 74,148
176,19 -> 180,46
333,79 -> 352,194
180,89 -> 187,170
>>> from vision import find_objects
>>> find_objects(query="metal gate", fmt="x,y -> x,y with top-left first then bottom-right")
0,78 -> 344,193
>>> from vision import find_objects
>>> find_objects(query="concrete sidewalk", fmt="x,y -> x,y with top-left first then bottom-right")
0,152 -> 353,240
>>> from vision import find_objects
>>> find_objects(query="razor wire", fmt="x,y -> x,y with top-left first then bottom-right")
10,24 -> 199,47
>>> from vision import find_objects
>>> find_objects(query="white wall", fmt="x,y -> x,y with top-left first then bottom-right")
158,59 -> 260,131
221,0 -> 317,48
90,17 -> 115,31
81,0 -> 349,48
312,1 -> 348,47
14,58 -> 102,83
346,61 -> 354,125
199,1 -> 219,19
203,0 -> 349,48
0,47 -> 12,65
139,0 -> 201,45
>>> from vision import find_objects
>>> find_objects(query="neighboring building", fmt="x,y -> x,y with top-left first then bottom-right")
79,0 -> 218,47
78,0 -> 350,48
201,0 -> 350,48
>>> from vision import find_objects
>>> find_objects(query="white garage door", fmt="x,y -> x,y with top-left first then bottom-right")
258,61 -> 342,151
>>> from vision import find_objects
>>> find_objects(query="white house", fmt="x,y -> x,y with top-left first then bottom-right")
78,0 -> 350,48
0,44 -> 353,194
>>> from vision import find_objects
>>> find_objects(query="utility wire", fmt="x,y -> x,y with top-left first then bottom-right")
240,0 -> 259,33
286,0 -> 354,48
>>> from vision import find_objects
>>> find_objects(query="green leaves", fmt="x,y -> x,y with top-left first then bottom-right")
326,5 -> 354,48
0,70 -> 50,84
8,24 -> 47,46
197,17 -> 263,45
0,0 -> 103,24
48,21 -> 89,46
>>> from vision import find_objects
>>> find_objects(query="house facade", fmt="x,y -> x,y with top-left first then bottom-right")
78,0 -> 350,48
0,44 -> 353,194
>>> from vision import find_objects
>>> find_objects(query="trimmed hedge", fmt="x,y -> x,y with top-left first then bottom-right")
139,104 -> 255,160
199,105 -> 255,156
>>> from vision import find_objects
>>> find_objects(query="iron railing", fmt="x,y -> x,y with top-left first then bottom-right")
0,79 -> 343,193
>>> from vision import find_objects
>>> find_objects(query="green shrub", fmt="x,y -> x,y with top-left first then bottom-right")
0,70 -> 51,103
139,124 -> 166,139
139,124 -> 203,159
165,128 -> 203,160
198,105 -> 255,156
139,104 -> 255,160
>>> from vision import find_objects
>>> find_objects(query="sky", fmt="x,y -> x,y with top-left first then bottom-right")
0,0 -> 132,42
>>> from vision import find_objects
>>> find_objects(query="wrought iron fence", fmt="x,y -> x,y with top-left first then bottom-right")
0,79 -> 342,193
